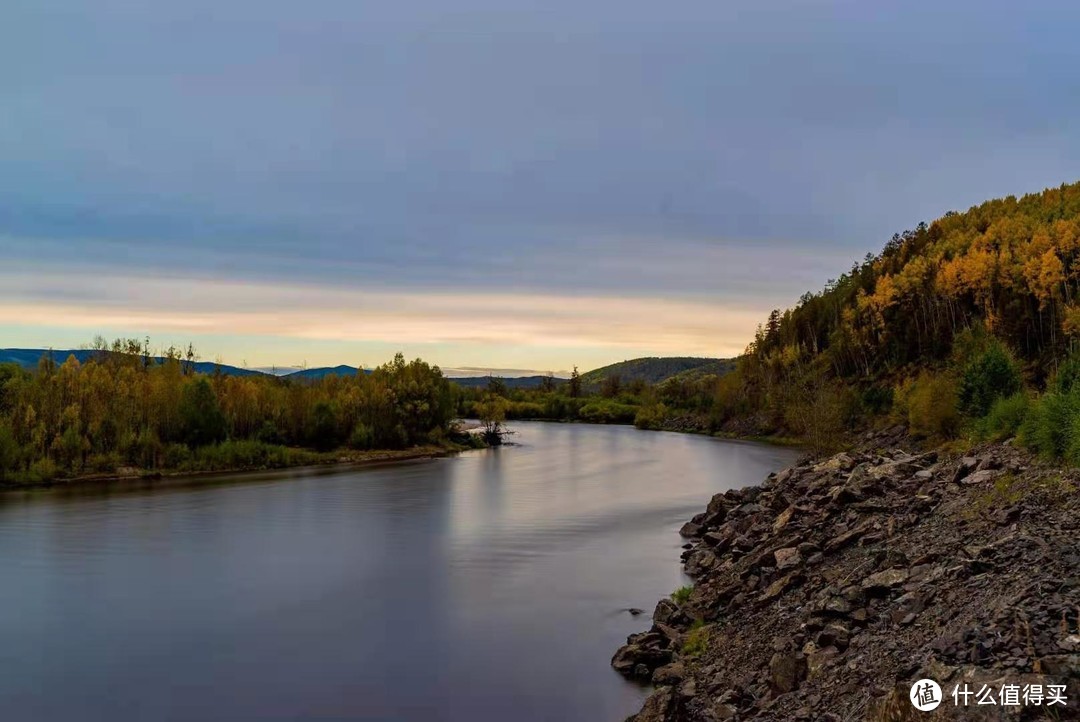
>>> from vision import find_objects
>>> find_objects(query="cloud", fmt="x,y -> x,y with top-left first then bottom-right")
0,268 -> 763,360
2,0 -> 1079,366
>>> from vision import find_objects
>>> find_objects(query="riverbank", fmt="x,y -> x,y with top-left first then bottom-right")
0,417 -> 790,493
613,427 -> 1080,720
0,442 -> 476,492
501,414 -> 803,450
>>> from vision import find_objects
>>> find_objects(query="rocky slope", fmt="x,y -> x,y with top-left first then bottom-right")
613,429 -> 1079,720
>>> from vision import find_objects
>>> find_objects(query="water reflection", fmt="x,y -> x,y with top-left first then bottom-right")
0,423 -> 798,721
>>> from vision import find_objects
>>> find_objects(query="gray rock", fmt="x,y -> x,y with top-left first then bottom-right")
651,661 -> 685,685
653,598 -> 679,625
962,469 -> 1003,485
952,456 -> 978,483
861,568 -> 909,593
774,546 -> 802,571
769,653 -> 807,694
678,520 -> 702,538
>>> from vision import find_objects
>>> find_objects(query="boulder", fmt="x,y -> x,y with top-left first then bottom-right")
815,453 -> 856,472
806,645 -> 840,680
769,652 -> 807,694
816,623 -> 850,650
678,520 -> 702,538
772,506 -> 796,533
653,598 -> 679,625
632,686 -> 676,722
861,568 -> 909,594
685,548 -> 719,576
774,546 -> 802,571
951,456 -> 978,483
651,661 -> 685,686
612,633 -> 674,679
962,469 -> 1003,485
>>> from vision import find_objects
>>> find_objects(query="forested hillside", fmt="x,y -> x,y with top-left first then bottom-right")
714,180 -> 1080,453
578,357 -> 729,388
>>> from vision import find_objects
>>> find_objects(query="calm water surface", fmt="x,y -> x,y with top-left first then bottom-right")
0,422 -> 798,722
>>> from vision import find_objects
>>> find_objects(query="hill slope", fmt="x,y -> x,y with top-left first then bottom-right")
710,180 -> 1080,442
579,357 -> 731,388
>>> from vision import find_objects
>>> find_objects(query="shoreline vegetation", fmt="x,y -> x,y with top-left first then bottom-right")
0,343 -> 491,490
2,444 -> 462,492
0,342 -> 763,491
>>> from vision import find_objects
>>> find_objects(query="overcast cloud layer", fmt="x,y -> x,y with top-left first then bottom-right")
2,0 -> 1078,371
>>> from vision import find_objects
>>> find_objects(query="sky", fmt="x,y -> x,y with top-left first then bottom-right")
2,0 -> 1079,375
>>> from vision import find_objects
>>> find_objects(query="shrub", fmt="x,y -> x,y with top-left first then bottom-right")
859,385 -> 894,415
671,585 -> 693,604
133,428 -> 163,468
977,393 -> 1029,441
958,342 -> 1021,417
1051,348 -> 1080,394
504,401 -> 545,419
783,380 -> 858,452
1017,391 -> 1080,459
54,426 -> 88,472
902,371 -> 961,439
163,443 -> 193,469
184,441 -> 321,472
255,420 -> 284,445
348,423 -> 375,450
578,400 -> 637,424
87,452 -> 121,474
26,458 -> 59,483
634,403 -> 669,430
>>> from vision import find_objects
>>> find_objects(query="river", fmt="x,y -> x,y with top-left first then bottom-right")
0,422 -> 798,721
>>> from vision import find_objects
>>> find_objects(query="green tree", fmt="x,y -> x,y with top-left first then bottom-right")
310,401 -> 341,451
958,342 -> 1021,417
568,366 -> 582,398
477,393 -> 508,445
600,374 -> 622,399
0,421 -> 18,481
179,378 -> 228,447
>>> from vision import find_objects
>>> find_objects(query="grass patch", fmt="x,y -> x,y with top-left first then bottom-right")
964,472 -> 1076,521
671,585 -> 693,605
976,392 -> 1029,442
681,619 -> 710,658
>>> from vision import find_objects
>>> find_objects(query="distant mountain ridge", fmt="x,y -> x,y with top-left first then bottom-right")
0,349 -> 267,377
283,365 -> 367,380
1,349 -> 733,388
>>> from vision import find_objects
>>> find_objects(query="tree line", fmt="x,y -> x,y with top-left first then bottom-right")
469,179 -> 1080,459
0,343 -> 462,484
708,180 -> 1080,452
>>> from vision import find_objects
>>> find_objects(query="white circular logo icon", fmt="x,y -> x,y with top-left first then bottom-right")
910,679 -> 942,711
